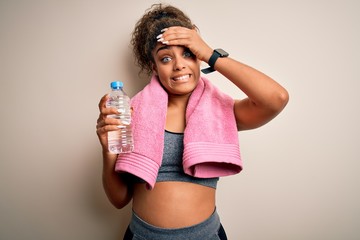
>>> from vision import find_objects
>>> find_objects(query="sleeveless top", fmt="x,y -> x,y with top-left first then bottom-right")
130,130 -> 219,188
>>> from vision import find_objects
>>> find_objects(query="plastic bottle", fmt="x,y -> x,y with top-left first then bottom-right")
106,81 -> 134,154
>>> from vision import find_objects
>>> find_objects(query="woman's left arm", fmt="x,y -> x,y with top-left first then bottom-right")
214,57 -> 289,131
160,26 -> 289,130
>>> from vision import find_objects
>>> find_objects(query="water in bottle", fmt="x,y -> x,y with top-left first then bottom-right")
106,81 -> 134,154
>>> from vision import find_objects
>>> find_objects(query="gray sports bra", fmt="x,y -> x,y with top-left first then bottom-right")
131,130 -> 219,188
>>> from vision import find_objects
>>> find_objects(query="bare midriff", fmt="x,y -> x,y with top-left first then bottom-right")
132,181 -> 216,228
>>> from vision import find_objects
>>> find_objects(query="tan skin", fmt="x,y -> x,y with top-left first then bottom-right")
96,26 -> 289,228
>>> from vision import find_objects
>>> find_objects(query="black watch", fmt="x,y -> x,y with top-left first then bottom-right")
201,49 -> 229,74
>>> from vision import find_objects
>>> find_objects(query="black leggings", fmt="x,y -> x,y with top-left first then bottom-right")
123,223 -> 228,240
123,209 -> 227,240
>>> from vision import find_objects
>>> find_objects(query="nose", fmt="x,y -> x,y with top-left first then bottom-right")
173,57 -> 186,71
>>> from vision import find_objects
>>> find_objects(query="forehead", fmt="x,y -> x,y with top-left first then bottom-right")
153,44 -> 185,55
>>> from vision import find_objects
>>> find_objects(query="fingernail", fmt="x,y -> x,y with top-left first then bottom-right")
117,109 -> 124,113
156,34 -> 163,39
161,28 -> 168,32
117,125 -> 125,129
157,38 -> 164,42
162,41 -> 169,45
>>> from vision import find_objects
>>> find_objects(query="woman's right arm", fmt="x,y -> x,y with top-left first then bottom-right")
96,94 -> 133,209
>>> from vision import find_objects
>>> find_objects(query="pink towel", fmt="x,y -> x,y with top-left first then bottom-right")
115,75 -> 242,189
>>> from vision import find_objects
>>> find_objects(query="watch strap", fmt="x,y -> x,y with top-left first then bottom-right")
208,51 -> 221,69
201,66 -> 215,74
201,49 -> 228,74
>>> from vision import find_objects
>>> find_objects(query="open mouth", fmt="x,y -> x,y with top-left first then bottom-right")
172,74 -> 191,81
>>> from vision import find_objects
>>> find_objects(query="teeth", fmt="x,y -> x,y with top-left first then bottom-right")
173,75 -> 190,81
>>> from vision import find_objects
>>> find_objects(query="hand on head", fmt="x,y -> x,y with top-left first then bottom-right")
156,26 -> 213,63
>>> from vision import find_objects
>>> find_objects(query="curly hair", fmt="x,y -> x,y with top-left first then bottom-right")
131,4 -> 196,75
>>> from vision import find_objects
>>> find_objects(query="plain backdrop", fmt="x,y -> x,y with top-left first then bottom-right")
1,0 -> 359,239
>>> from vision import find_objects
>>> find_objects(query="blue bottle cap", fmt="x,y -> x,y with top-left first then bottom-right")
110,81 -> 123,89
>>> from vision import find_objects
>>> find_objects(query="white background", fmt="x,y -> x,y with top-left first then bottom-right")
1,0 -> 359,239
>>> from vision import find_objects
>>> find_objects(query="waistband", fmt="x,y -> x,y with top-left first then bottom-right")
129,209 -> 221,240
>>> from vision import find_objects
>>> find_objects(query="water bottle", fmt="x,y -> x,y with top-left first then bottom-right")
106,81 -> 134,154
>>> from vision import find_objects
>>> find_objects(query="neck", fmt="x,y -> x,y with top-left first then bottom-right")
165,94 -> 190,133
167,93 -> 190,110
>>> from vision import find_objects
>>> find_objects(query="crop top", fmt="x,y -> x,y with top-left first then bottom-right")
129,130 -> 219,189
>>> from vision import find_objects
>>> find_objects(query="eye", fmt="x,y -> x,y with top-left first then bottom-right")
183,49 -> 194,58
161,56 -> 172,63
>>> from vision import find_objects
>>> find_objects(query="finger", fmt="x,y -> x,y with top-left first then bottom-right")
98,94 -> 109,111
97,117 -> 122,129
160,30 -> 199,48
159,27 -> 191,41
96,119 -> 123,135
98,95 -> 120,116
162,26 -> 190,34
161,38 -> 191,46
105,117 -> 123,126
101,106 -> 119,116
161,29 -> 191,40
165,33 -> 191,43
96,124 -> 120,136
96,114 -> 103,124
158,33 -> 191,46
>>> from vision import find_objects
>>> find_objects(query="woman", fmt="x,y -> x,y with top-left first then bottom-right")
96,4 -> 288,240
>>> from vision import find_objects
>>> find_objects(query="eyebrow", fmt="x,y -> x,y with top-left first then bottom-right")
156,45 -> 171,54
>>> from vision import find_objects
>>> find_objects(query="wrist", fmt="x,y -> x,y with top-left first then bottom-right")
102,150 -> 118,163
203,49 -> 213,63
201,48 -> 229,74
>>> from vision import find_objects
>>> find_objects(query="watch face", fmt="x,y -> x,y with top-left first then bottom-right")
215,48 -> 229,57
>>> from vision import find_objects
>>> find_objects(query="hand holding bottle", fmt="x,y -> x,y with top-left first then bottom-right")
97,81 -> 134,154
96,94 -> 122,153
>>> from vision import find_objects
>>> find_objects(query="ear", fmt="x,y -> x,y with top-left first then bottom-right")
152,62 -> 158,76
